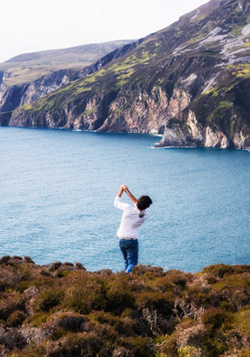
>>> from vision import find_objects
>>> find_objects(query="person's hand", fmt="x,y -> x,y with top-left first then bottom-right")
121,184 -> 128,191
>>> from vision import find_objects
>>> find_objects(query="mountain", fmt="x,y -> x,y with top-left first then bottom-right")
0,40 -> 134,86
0,40 -> 140,114
1,0 -> 250,149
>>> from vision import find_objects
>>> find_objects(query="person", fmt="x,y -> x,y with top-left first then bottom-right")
114,185 -> 152,273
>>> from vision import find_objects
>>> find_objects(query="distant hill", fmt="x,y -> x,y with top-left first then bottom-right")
0,40 -> 133,85
0,40 -> 140,113
2,0 -> 250,149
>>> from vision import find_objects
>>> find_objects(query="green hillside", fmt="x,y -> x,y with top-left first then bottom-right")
0,40 -> 133,85
4,0 -> 250,149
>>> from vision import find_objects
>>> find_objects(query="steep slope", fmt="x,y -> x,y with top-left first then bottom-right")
0,40 -> 140,113
3,0 -> 250,149
0,40 -> 134,86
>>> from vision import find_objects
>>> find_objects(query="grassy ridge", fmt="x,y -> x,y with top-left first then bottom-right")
0,40 -> 133,86
0,256 -> 249,356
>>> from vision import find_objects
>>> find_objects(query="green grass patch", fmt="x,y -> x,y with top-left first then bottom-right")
235,306 -> 250,338
219,101 -> 233,109
232,64 -> 250,79
83,107 -> 98,115
187,33 -> 205,45
230,24 -> 244,37
116,68 -> 135,87
108,50 -> 156,76
203,87 -> 220,96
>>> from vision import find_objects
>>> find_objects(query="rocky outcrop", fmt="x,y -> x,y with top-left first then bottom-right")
0,70 -> 70,112
0,111 -> 12,125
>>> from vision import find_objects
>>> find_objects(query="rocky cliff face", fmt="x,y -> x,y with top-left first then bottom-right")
0,70 -> 71,112
0,40 -> 141,114
1,0 -> 250,150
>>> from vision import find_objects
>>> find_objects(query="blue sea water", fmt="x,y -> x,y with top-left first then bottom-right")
0,127 -> 249,272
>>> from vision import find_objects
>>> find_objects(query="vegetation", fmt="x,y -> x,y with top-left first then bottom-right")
1,0 -> 250,148
0,40 -> 133,85
0,256 -> 249,356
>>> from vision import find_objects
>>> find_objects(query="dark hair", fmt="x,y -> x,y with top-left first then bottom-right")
137,195 -> 153,211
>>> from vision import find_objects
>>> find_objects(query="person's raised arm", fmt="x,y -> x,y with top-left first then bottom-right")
117,185 -> 124,198
114,185 -> 130,210
123,186 -> 137,205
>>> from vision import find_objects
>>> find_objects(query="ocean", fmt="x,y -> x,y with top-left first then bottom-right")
0,126 -> 249,272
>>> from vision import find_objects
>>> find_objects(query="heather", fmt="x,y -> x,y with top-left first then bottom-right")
0,256 -> 249,356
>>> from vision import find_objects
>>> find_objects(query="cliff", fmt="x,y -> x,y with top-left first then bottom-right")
0,256 -> 249,356
0,40 -> 134,86
1,0 -> 250,149
0,40 -> 139,113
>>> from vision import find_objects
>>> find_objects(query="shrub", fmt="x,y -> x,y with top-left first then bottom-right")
177,345 -> 202,357
135,291 -> 176,335
55,313 -> 86,332
133,265 -> 164,277
0,280 -> 8,292
26,312 -> 50,327
44,332 -> 103,356
36,289 -> 64,312
0,293 -> 26,321
136,291 -> 174,313
120,336 -> 154,356
0,327 -> 26,350
185,286 -> 217,309
106,284 -> 135,313
0,256 -> 11,264
165,270 -> 193,287
48,262 -> 62,272
201,308 -> 234,330
6,310 -> 27,327
88,310 -> 136,337
67,278 -> 107,314
234,305 -> 250,338
156,333 -> 177,357
202,264 -> 250,279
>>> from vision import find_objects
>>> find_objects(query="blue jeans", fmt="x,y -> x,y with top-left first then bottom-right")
119,239 -> 138,273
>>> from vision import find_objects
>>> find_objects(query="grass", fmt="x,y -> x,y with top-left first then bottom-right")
117,69 -> 135,86
107,49 -> 156,75
231,64 -> 250,79
0,40 -> 133,86
187,33 -> 206,45
202,64 -> 250,98
219,101 -> 233,109
236,306 -> 250,338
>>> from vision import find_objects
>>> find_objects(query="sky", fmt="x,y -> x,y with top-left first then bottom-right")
1,0 -> 209,63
